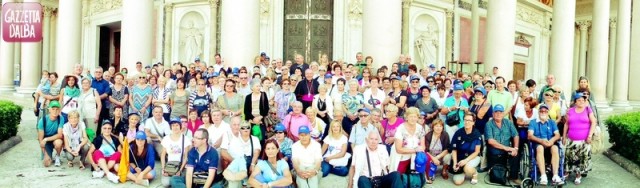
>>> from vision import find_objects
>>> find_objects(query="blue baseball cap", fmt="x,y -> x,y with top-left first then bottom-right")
194,57 -> 200,62
324,73 -> 333,78
419,111 -> 426,116
358,108 -> 371,114
275,123 -> 286,132
298,126 -> 310,134
415,152 -> 428,173
574,92 -> 587,100
135,131 -> 147,140
539,104 -> 550,111
169,117 -> 181,125
474,87 -> 487,96
429,64 -> 436,68
453,84 -> 464,91
493,104 -> 505,112
410,75 -> 420,81
232,67 -> 240,75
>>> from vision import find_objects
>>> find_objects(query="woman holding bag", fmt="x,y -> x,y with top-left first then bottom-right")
389,107 -> 426,174
160,118 -> 192,187
248,139 -> 294,188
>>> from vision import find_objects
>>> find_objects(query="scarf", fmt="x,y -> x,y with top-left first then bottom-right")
65,86 -> 80,98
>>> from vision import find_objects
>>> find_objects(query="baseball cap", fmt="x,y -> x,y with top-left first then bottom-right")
358,108 -> 371,114
324,73 -> 333,78
169,117 -> 181,125
135,131 -> 147,140
144,65 -> 151,69
429,64 -> 436,68
474,87 -> 487,96
232,67 -> 240,75
539,104 -> 550,111
101,119 -> 112,126
298,126 -> 310,134
463,80 -> 473,89
410,75 -> 420,81
260,52 -> 266,56
415,152 -> 428,173
275,123 -> 286,132
194,57 -> 200,62
493,104 -> 505,112
453,84 -> 464,91
574,92 -> 587,100
49,100 -> 61,108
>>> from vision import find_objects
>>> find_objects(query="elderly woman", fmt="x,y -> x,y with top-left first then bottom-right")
89,121 -> 122,183
563,93 -> 597,185
130,75 -> 153,121
218,79 -> 244,123
384,77 -> 408,116
342,79 -> 365,135
109,73 -> 129,119
390,107 -> 426,174
320,120 -> 350,177
381,104 -> 404,153
450,113 -> 482,185
110,106 -> 129,136
415,86 -> 439,126
62,110 -> 89,169
306,107 -> 326,141
244,79 -> 269,142
312,84 -> 334,125
248,139 -> 294,188
78,78 -> 102,133
170,79 -> 189,119
282,101 -> 311,142
425,119 -> 451,182
153,77 -> 172,121
274,78 -> 296,120
363,76 -> 386,112
442,84 -> 469,138
540,88 -> 561,123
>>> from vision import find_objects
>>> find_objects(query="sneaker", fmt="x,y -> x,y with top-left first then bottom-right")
54,156 -> 61,167
106,172 -> 119,184
92,170 -> 105,178
552,175 -> 564,185
141,179 -> 150,187
539,174 -> 548,185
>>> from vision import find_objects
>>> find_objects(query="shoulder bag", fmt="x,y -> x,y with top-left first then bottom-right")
366,149 -> 385,188
445,101 -> 462,127
164,135 -> 184,175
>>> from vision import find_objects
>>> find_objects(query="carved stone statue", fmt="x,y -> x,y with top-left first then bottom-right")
415,24 -> 438,66
181,20 -> 204,64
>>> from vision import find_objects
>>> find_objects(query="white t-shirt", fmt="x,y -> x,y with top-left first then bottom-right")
228,135 -> 261,159
206,121 -> 231,147
514,108 -> 539,123
142,118 -> 171,140
322,135 -> 351,166
363,88 -> 386,109
161,134 -> 192,162
292,140 -> 323,167
62,122 -> 86,151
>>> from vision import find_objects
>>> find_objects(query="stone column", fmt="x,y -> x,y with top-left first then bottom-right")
209,0 -> 219,64
611,0 -> 632,108
0,0 -> 16,91
607,19 -> 616,101
445,10 -> 454,65
572,27 -> 580,90
55,0 -> 82,77
577,21 -> 590,78
42,6 -> 53,71
121,0 -> 153,76
630,0 -> 640,103
163,3 -> 174,65
49,10 -> 57,72
363,0 -> 401,68
220,0 -> 259,68
18,0 -> 42,94
548,0 -> 575,101
470,0 -> 479,72
400,0 -> 412,54
588,0 -> 610,109
484,0 -> 516,80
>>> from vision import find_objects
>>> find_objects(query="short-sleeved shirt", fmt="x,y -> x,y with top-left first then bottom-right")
488,89 -> 513,110
161,134 -> 192,162
450,129 -> 482,160
62,122 -> 86,150
92,78 -> 111,104
228,135 -> 261,159
142,118 -> 171,140
256,159 -> 289,183
394,124 -> 426,161
37,115 -> 65,137
348,123 -> 380,146
444,97 -> 469,128
528,119 -> 558,141
291,140 -> 322,167
186,145 -> 219,173
485,118 -> 518,155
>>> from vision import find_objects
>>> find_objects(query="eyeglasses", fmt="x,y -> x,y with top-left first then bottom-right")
240,77 -> 248,80
464,119 -> 474,122
139,77 -> 146,79
276,131 -> 285,134
411,81 -> 419,83
193,137 -> 205,140
359,114 -> 369,118
544,94 -> 553,97
344,72 -> 351,74
240,126 -> 251,130
319,69 -> 326,72
427,80 -> 434,83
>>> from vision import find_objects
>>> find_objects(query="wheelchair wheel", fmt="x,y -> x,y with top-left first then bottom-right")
521,178 -> 534,188
520,143 -> 531,180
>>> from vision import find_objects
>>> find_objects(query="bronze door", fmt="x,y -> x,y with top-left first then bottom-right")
284,0 -> 333,63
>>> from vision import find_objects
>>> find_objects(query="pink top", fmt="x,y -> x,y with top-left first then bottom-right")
282,113 -> 311,141
186,119 -> 203,136
567,107 -> 592,141
381,117 -> 405,142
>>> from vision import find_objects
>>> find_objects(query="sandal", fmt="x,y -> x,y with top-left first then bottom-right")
471,173 -> 478,185
67,161 -> 73,168
574,175 -> 582,185
79,164 -> 85,170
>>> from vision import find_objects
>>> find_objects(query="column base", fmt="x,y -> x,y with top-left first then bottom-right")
16,87 -> 37,95
628,101 -> 640,109
594,100 -> 613,112
610,100 -> 633,110
0,86 -> 15,92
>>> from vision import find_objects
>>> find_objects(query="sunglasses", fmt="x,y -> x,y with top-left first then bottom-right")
539,110 -> 549,113
240,126 -> 251,130
427,80 -> 434,83
225,85 -> 235,87
139,77 -> 146,79
359,114 -> 369,118
411,81 -> 419,83
544,93 -> 553,97
275,131 -> 285,134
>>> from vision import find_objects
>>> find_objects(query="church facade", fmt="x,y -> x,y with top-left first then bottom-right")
1,0 -> 639,109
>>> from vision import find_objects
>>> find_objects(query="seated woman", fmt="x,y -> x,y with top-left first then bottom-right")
425,119 -> 451,183
320,120 -> 350,177
62,110 -> 89,170
248,139 -> 294,188
120,113 -> 141,144
449,112 -> 482,185
160,118 -> 192,187
127,131 -> 156,186
88,120 -> 122,184
271,123 -> 293,167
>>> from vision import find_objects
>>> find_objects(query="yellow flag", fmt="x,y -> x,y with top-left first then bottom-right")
118,137 -> 129,183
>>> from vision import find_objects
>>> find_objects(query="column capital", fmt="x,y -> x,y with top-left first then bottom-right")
164,3 -> 174,13
610,18 -> 617,29
542,29 -> 551,36
209,0 -> 219,8
43,6 -> 54,17
402,0 -> 413,8
445,9 -> 454,18
577,20 -> 591,31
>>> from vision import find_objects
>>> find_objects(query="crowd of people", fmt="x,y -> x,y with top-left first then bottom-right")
32,52 -> 601,187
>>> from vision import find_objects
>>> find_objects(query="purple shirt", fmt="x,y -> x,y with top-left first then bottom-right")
567,107 -> 592,141
381,117 -> 404,142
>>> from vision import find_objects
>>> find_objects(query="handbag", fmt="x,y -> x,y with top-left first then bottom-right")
165,135 -> 185,175
244,136 -> 255,175
366,149 -> 385,188
193,172 -> 209,185
445,101 -> 462,127
401,170 -> 426,188
488,164 -> 509,185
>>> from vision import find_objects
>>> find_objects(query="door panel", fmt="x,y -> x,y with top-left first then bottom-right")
514,62 -> 525,81
284,0 -> 333,63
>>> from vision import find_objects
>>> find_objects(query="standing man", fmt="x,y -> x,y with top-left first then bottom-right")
485,104 -> 521,185
38,101 -> 66,167
92,67 -> 111,135
289,54 -> 309,75
135,61 -> 144,75
213,54 -> 224,73
487,76 -> 513,115
294,69 -> 320,111
236,72 -> 251,96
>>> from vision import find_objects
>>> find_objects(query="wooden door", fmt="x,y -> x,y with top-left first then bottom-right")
284,0 -> 333,63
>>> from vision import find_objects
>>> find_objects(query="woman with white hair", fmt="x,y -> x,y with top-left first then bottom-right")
312,84 -> 333,125
244,79 -> 269,143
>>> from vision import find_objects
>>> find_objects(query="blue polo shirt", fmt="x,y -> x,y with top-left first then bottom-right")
485,118 -> 518,155
528,119 -> 558,141
186,145 -> 219,173
92,78 -> 111,105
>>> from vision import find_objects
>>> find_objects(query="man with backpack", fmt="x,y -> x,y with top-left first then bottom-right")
38,100 -> 66,167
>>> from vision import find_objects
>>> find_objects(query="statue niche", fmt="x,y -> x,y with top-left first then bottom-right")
179,12 -> 205,64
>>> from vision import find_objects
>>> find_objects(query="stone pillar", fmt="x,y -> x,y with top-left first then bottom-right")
548,0 -> 575,101
588,0 -> 610,109
55,0 -> 82,77
611,0 -> 632,108
163,3 -> 174,65
607,19 -> 616,101
121,0 -> 153,76
0,0 -> 16,91
400,0 -> 412,54
18,0 -> 42,94
630,0 -> 640,103
49,10 -> 57,72
363,0 -> 401,68
42,6 -> 53,71
572,27 -> 580,90
220,0 -> 259,68
209,0 -> 219,64
470,0 -> 479,72
484,0 -> 516,80
577,21 -> 590,78
445,10 -> 454,65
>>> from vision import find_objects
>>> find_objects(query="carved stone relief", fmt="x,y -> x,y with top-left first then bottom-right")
348,0 -> 363,21
516,4 -> 546,28
90,0 -> 123,16
179,11 -> 206,64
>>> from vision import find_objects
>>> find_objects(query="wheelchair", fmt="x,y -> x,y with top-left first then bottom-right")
520,140 -> 566,188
